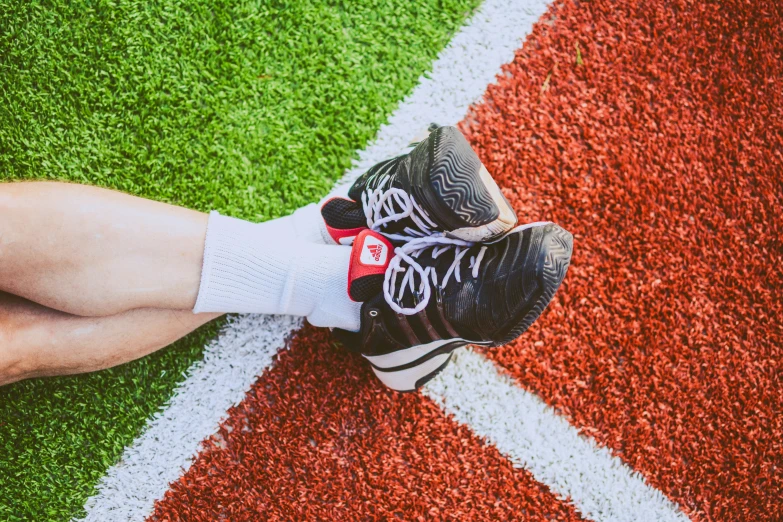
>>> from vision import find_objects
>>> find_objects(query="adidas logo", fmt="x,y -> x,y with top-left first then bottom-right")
367,244 -> 383,262
359,235 -> 388,266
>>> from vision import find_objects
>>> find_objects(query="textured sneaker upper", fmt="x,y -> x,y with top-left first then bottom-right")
322,126 -> 517,244
339,224 -> 573,358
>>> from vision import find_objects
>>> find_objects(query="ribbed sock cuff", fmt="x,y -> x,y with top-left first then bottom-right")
194,212 -> 360,331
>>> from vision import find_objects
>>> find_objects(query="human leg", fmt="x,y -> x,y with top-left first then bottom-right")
0,182 -> 209,316
0,181 -> 361,382
0,182 -> 355,323
0,291 -> 221,386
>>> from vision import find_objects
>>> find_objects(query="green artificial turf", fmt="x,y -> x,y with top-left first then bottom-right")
0,0 -> 480,519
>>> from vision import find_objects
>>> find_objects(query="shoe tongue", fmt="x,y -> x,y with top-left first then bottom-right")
348,230 -> 393,302
347,155 -> 404,201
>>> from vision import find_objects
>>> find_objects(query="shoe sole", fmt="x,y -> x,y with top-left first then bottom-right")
365,338 -> 485,392
367,223 -> 573,392
371,350 -> 458,392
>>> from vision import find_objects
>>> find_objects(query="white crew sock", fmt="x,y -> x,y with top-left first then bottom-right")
247,203 -> 331,245
193,211 -> 361,332
291,203 -> 333,244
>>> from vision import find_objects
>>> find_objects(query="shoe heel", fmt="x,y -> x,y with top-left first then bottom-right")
421,127 -> 517,241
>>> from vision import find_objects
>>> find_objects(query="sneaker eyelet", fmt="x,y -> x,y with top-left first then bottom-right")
368,309 -> 379,318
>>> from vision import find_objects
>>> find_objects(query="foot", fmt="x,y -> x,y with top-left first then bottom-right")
336,223 -> 573,392
320,126 -> 518,245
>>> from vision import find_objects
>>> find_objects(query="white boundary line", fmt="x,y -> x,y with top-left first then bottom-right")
79,0 -> 688,520
424,349 -> 689,522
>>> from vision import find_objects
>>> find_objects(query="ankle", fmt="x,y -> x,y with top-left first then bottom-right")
194,212 -> 361,331
302,246 -> 361,332
292,203 -> 330,244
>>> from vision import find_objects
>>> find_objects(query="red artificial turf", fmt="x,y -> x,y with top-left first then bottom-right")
461,0 -> 783,519
149,327 -> 584,522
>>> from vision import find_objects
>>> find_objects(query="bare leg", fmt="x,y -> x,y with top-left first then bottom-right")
0,292 -> 222,386
0,182 -> 207,317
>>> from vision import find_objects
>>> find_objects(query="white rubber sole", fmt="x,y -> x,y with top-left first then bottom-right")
365,338 -> 488,392
371,352 -> 454,392
363,338 -> 465,369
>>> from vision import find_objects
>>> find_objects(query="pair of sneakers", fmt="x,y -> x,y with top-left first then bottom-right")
317,125 -> 573,392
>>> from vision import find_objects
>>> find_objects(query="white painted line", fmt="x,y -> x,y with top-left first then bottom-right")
78,314 -> 302,521
423,348 -> 689,522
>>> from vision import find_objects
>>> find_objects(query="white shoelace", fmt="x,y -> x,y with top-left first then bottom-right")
383,235 -> 488,315
361,171 -> 439,242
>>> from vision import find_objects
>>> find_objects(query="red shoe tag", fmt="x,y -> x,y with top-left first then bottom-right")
359,236 -> 388,265
348,230 -> 394,301
325,223 -> 366,246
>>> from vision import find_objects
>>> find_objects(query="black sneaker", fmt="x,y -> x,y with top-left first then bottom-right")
337,223 -> 574,391
320,126 -> 517,245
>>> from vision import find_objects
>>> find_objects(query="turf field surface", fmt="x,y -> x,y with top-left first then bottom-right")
81,0 -> 562,517
0,0 -> 482,519
152,328 -> 588,521
93,0 -> 685,519
1,0 -> 781,520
